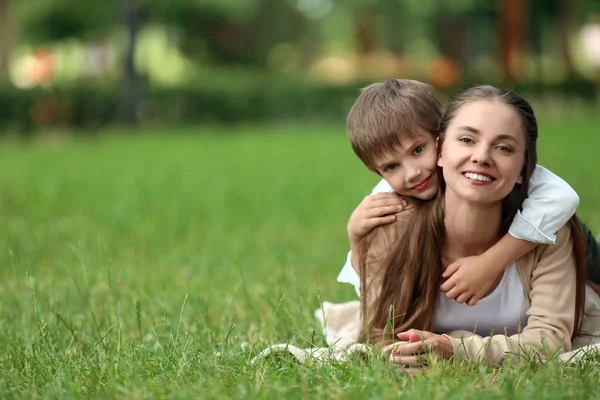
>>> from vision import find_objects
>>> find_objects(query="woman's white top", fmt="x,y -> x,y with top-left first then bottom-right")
433,263 -> 530,336
337,261 -> 530,336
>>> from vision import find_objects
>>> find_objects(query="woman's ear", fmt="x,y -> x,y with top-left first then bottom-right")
516,174 -> 523,184
437,138 -> 443,167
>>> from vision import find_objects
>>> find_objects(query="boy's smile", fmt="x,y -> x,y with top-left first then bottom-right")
375,129 -> 439,200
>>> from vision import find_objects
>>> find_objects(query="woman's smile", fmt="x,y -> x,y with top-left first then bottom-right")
462,171 -> 496,185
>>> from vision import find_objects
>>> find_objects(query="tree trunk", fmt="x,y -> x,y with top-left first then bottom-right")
558,0 -> 576,78
0,0 -> 13,80
499,0 -> 528,82
437,14 -> 466,65
119,0 -> 140,125
354,4 -> 378,56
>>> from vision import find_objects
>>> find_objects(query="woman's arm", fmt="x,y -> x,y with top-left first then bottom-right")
443,224 -> 577,366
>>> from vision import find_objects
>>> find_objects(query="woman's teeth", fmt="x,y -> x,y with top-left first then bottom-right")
464,172 -> 493,182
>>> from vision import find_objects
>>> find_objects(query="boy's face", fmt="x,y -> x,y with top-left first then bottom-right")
373,129 -> 439,200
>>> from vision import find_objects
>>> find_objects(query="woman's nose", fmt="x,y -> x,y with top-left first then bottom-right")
471,146 -> 492,166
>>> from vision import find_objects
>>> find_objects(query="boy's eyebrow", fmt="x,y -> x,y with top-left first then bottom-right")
375,159 -> 397,170
457,125 -> 520,143
374,138 -> 418,169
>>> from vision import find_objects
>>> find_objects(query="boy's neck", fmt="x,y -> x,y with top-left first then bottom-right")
442,189 -> 503,260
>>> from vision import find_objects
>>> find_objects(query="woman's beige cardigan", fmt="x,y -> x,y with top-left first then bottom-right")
252,225 -> 600,366
444,224 -> 600,365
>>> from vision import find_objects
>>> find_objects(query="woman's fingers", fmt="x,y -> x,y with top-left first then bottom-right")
392,338 -> 432,356
391,354 -> 428,367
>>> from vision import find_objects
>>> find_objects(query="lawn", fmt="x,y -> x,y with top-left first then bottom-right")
1,115 -> 600,398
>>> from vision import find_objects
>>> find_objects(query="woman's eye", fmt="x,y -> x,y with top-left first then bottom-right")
459,137 -> 473,144
497,145 -> 512,153
386,163 -> 399,172
413,145 -> 424,155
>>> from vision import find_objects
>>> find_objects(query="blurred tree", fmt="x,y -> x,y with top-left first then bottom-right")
0,0 -> 14,79
119,0 -> 140,125
353,0 -> 379,55
499,0 -> 528,81
144,0 -> 311,68
530,0 -> 580,81
16,0 -> 118,43
558,0 -> 577,77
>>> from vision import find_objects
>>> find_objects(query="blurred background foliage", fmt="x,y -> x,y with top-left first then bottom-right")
1,0 -> 600,132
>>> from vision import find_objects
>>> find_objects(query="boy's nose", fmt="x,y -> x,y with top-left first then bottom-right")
406,168 -> 422,184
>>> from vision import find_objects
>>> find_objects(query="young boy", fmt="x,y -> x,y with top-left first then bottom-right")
338,79 -> 600,305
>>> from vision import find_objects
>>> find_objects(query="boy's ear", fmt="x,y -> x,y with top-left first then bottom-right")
437,140 -> 443,167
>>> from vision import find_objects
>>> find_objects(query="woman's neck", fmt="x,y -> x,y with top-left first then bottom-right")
442,189 -> 503,261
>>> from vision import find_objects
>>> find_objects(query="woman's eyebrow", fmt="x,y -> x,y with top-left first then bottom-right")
457,126 -> 519,143
495,134 -> 520,143
457,125 -> 479,134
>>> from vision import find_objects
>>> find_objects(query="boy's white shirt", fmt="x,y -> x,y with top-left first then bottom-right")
337,164 -> 579,295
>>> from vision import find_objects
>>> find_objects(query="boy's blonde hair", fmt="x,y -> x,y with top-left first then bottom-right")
346,79 -> 442,173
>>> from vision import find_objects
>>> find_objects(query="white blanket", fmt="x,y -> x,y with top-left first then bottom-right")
251,301 -> 600,366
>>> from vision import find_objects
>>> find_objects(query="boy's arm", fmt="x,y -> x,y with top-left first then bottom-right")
509,165 -> 579,244
337,179 -> 397,296
337,251 -> 362,297
441,235 -> 536,304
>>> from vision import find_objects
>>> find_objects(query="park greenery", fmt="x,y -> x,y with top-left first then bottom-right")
2,2 -> 600,398
1,0 -> 600,130
1,114 -> 600,397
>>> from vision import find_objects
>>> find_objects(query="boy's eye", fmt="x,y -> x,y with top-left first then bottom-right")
497,145 -> 513,153
386,163 -> 399,172
413,145 -> 424,155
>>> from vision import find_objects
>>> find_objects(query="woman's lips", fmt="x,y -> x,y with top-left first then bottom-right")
462,171 -> 496,185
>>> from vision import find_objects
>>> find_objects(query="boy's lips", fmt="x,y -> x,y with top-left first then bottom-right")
410,175 -> 432,191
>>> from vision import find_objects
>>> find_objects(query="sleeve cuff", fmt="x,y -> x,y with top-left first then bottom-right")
337,251 -> 362,297
509,211 -> 556,244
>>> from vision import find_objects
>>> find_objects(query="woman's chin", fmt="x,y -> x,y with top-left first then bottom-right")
451,187 -> 506,205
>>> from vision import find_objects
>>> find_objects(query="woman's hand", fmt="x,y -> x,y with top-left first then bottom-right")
390,329 -> 454,368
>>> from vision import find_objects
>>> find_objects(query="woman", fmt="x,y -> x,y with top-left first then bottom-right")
357,86 -> 600,366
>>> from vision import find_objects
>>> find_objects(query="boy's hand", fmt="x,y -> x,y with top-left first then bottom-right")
440,254 -> 502,306
347,193 -> 406,247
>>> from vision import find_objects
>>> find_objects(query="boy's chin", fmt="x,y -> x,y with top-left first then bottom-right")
399,188 -> 438,201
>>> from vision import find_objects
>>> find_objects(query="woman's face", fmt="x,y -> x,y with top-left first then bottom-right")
437,100 -> 526,205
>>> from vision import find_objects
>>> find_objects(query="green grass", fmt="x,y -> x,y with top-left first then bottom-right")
1,115 -> 600,399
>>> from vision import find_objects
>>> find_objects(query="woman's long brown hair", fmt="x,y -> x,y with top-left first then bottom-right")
569,216 -> 587,338
358,86 -> 586,344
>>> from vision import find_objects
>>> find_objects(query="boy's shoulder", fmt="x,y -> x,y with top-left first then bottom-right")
370,179 -> 395,195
